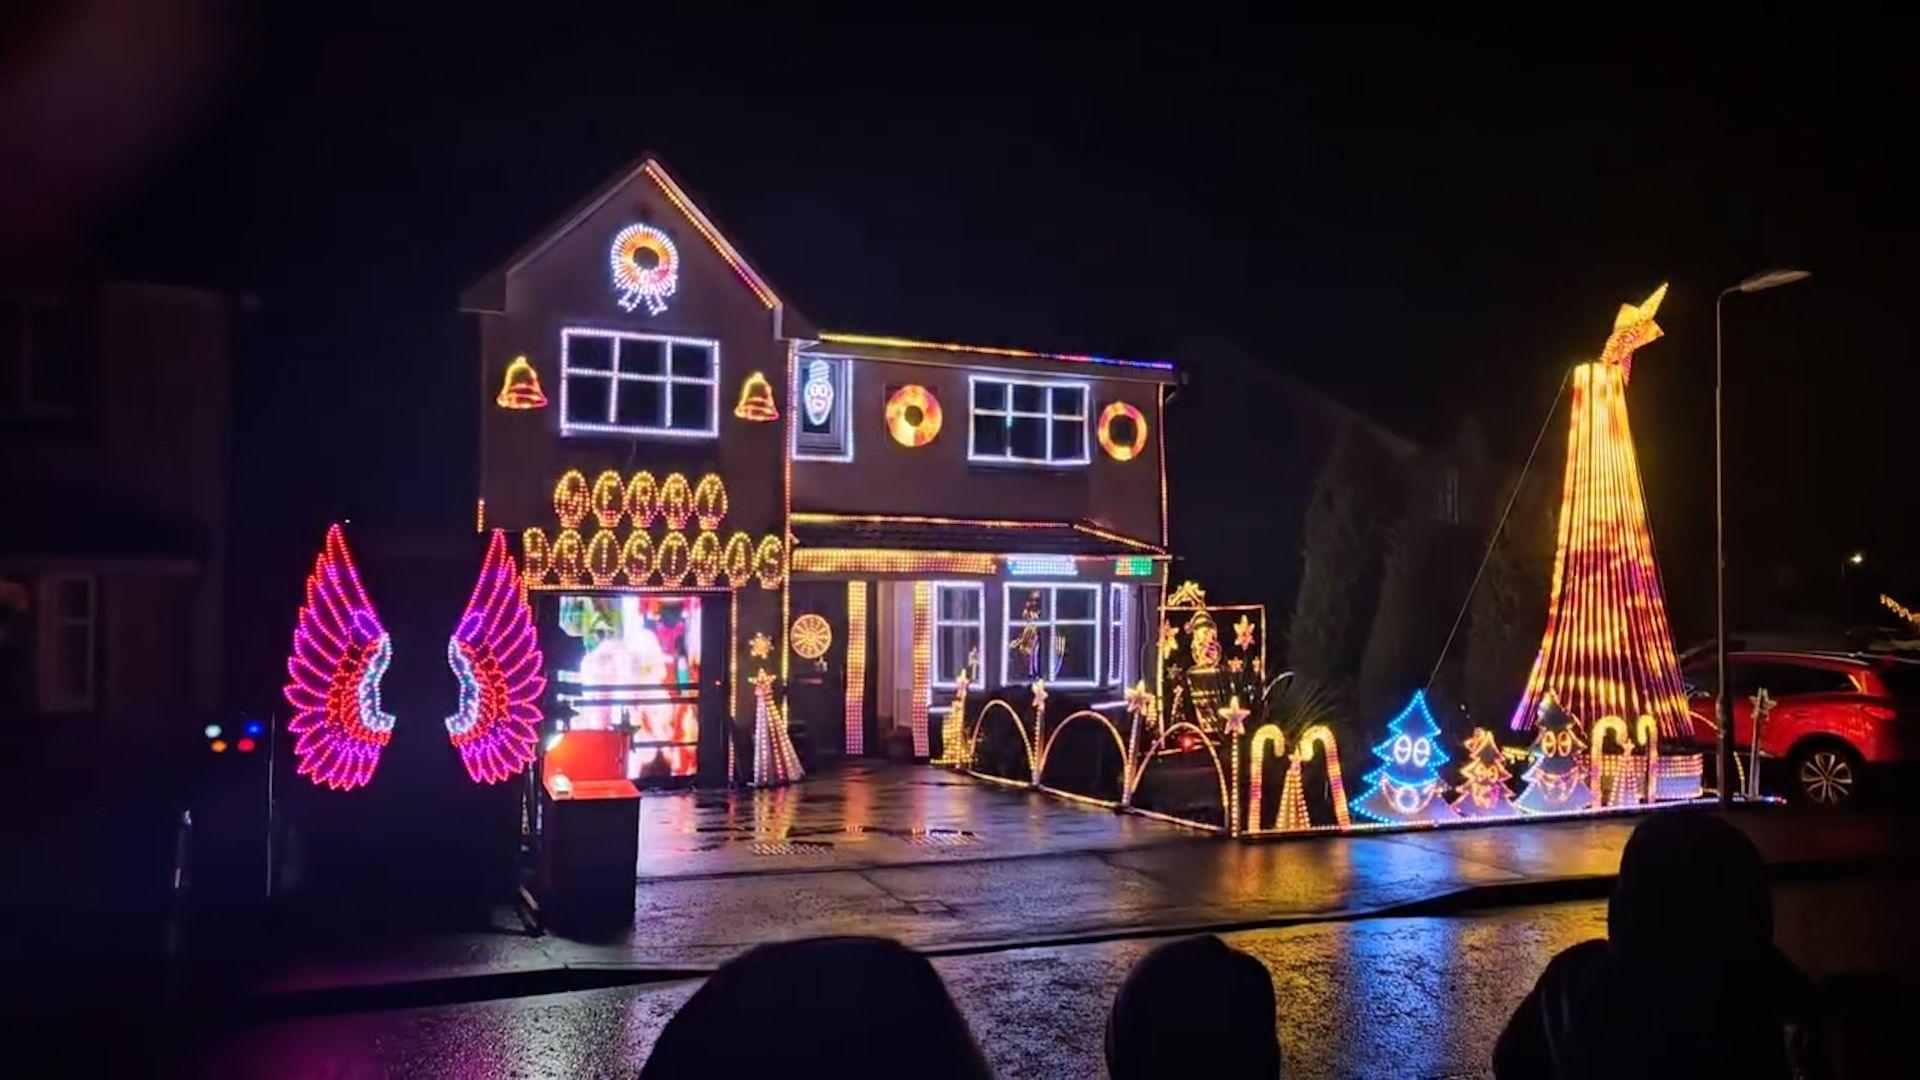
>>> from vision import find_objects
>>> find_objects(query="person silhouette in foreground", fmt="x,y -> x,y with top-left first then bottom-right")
1493,811 -> 1829,1079
639,936 -> 991,1079
1107,934 -> 1281,1079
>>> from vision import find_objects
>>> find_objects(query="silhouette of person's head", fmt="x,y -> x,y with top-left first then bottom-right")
1107,935 -> 1280,1080
1609,811 -> 1771,970
639,936 -> 990,1079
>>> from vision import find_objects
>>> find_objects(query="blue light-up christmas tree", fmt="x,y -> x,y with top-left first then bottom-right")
1354,691 -> 1461,823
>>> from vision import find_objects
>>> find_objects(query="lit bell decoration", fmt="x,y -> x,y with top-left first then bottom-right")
495,356 -> 548,409
734,371 -> 779,422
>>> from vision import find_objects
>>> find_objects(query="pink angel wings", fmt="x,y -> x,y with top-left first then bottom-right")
283,524 -> 395,791
445,529 -> 546,784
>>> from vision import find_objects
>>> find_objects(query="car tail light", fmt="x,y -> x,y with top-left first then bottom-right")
1864,705 -> 1897,721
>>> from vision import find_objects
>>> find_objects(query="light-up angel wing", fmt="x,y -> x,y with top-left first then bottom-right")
445,529 -> 546,784
283,523 -> 395,791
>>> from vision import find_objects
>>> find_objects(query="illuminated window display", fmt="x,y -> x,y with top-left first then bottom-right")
932,583 -> 984,687
553,594 -> 703,781
1004,583 -> 1099,686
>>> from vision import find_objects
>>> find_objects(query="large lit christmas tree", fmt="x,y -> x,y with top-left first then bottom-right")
1510,285 -> 1693,741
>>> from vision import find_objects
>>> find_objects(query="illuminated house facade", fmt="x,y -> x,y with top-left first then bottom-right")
462,158 -> 1176,786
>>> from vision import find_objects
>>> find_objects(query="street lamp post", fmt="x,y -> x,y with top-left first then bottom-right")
1715,267 -> 1811,806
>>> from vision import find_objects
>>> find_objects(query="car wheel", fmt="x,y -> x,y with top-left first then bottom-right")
1791,744 -> 1862,807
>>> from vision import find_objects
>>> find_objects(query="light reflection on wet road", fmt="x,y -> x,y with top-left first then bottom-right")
175,878 -> 1919,1079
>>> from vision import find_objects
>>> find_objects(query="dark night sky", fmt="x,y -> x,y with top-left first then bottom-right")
12,7 -> 1918,636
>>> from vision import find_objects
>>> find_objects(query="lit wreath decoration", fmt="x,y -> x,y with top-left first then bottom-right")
609,224 -> 679,315
885,384 -> 943,448
1097,401 -> 1148,462
790,614 -> 833,660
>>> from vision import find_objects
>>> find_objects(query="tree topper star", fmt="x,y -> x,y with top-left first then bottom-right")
1029,679 -> 1049,715
1217,694 -> 1250,736
750,668 -> 777,695
748,632 -> 773,659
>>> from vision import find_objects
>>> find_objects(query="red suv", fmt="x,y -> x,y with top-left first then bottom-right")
1679,650 -> 1920,805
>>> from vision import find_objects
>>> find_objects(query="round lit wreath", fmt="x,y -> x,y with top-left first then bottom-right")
885,384 -> 943,447
1097,401 -> 1148,462
609,224 -> 679,315
790,614 -> 833,660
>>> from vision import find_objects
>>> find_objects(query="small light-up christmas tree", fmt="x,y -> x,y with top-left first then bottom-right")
1452,727 -> 1519,818
1355,691 -> 1460,823
1514,693 -> 1592,813
751,670 -> 804,788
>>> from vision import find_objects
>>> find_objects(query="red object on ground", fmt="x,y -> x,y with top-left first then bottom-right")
1680,650 -> 1920,804
546,777 -> 639,801
542,729 -> 628,785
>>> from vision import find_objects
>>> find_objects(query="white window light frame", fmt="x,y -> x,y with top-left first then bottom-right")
790,352 -> 855,463
38,573 -> 96,713
930,581 -> 986,689
1108,583 -> 1130,688
1001,581 -> 1102,689
558,327 -> 720,439
967,374 -> 1092,467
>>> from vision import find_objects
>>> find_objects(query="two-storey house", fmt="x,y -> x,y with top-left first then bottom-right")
463,159 -> 1176,787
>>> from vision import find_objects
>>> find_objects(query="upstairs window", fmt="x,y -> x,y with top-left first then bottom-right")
969,377 -> 1089,466
39,575 -> 96,713
792,354 -> 853,461
1,297 -> 87,422
560,329 -> 718,439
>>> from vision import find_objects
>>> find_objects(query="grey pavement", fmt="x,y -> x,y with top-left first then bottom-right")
175,877 -> 1920,1079
211,763 -> 1920,1003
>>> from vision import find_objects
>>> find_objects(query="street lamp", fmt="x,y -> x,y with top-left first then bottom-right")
1715,267 -> 1811,806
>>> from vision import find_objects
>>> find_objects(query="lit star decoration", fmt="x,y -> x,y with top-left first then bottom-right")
283,524 -> 395,792
444,530 -> 546,785
1227,657 -> 1244,674
1029,679 -> 1049,717
609,223 -> 679,314
1217,694 -> 1250,736
1157,620 -> 1180,661
1749,687 -> 1777,725
1232,614 -> 1256,650
1511,284 -> 1692,742
748,633 -> 773,660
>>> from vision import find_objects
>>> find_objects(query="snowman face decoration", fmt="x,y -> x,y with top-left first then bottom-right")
803,359 -> 835,428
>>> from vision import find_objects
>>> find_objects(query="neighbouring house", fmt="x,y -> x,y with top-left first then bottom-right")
0,281 -> 235,796
461,157 -> 1178,786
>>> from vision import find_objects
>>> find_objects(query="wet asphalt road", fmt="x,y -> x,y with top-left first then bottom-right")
173,876 -> 1920,1079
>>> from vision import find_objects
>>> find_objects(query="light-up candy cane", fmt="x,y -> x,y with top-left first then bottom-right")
1288,724 -> 1350,830
1245,724 -> 1286,834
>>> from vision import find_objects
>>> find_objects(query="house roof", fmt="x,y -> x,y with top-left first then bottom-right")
459,156 -> 812,338
808,332 -> 1180,385
791,513 -> 1165,556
